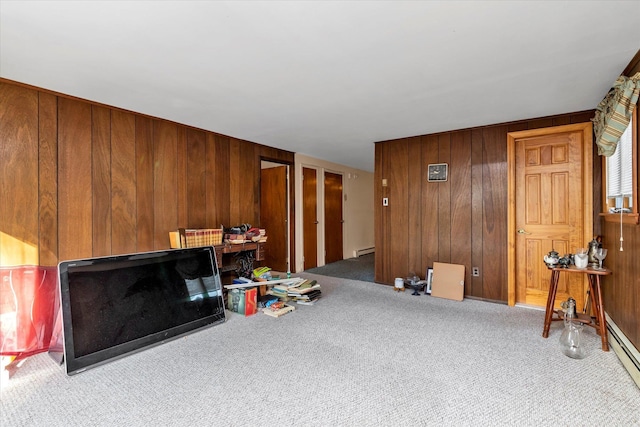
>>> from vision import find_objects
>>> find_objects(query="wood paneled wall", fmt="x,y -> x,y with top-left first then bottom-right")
374,111 -> 594,302
0,80 -> 294,267
601,221 -> 639,349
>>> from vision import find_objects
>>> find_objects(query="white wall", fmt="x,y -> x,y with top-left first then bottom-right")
294,154 -> 374,273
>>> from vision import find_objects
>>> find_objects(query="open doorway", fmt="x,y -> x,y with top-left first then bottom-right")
260,160 -> 292,274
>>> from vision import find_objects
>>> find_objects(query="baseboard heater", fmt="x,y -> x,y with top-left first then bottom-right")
606,312 -> 640,388
355,247 -> 375,257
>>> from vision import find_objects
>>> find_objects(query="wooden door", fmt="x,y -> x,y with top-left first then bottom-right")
302,167 -> 318,269
324,172 -> 343,264
508,123 -> 592,310
260,165 -> 288,273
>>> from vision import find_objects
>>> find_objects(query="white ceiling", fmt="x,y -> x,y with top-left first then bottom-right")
1,1 -> 639,172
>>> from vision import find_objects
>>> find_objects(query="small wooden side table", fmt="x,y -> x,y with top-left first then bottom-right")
542,265 -> 611,351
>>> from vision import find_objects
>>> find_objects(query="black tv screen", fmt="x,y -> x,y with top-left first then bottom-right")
51,247 -> 226,375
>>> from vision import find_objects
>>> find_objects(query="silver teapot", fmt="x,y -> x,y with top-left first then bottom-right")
558,254 -> 572,268
544,249 -> 560,268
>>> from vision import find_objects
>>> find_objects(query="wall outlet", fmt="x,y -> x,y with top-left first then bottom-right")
472,267 -> 480,277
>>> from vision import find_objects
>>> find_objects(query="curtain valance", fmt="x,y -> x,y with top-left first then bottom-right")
593,72 -> 640,157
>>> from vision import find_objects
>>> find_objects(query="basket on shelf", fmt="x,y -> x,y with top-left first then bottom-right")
169,228 -> 223,248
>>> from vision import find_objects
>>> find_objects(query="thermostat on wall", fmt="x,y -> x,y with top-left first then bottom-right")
427,163 -> 448,182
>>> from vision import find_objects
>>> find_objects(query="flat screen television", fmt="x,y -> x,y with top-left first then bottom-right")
49,246 -> 226,375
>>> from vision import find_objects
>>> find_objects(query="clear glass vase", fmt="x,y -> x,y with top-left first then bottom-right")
559,298 -> 585,359
561,323 -> 586,359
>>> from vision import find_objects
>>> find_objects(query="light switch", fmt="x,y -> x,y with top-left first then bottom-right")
383,197 -> 389,206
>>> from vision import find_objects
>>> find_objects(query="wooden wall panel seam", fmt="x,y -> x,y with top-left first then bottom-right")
37,91 -> 59,266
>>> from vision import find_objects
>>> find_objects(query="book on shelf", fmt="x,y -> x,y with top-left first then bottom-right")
169,231 -> 181,249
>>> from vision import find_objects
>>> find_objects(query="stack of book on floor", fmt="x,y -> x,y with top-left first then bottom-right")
262,301 -> 295,318
264,277 -> 305,302
287,279 -> 322,305
266,284 -> 289,300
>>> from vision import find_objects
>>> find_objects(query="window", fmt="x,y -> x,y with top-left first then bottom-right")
606,116 -> 633,210
603,106 -> 638,223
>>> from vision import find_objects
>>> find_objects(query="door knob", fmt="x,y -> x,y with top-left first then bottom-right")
517,229 -> 531,235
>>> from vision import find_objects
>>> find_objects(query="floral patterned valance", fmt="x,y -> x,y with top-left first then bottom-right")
593,72 -> 640,157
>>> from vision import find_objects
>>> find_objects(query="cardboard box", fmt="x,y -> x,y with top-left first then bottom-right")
244,287 -> 257,316
227,287 -> 258,316
431,262 -> 465,301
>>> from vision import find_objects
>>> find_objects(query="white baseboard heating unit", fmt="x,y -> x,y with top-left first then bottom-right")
354,247 -> 375,257
606,312 -> 640,388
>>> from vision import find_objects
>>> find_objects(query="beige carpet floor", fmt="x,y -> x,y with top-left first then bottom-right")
2,273 -> 638,426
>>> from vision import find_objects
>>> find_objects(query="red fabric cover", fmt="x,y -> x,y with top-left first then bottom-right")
0,266 -> 57,359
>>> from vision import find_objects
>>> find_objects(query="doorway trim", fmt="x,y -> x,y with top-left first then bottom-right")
507,123 -> 593,306
302,166 -> 319,270
260,157 -> 295,274
323,170 -> 345,265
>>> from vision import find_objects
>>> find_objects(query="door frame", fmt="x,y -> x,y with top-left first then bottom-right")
507,123 -> 593,306
260,158 -> 295,274
323,170 -> 345,265
302,166 -> 318,270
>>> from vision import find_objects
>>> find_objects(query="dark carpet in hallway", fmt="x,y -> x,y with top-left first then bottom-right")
304,253 -> 374,282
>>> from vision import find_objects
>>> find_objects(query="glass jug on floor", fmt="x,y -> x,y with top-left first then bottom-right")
561,323 -> 586,359
559,298 -> 585,359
